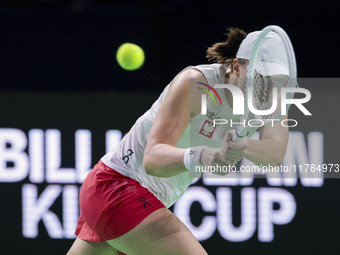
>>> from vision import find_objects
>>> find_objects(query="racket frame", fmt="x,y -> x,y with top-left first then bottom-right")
232,25 -> 297,141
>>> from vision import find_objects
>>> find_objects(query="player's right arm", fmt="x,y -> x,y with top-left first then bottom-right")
143,69 -> 231,177
143,68 -> 198,177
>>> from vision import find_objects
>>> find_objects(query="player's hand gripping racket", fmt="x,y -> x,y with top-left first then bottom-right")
232,25 -> 298,141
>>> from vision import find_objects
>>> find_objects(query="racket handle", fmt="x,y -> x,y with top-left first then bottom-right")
233,127 -> 245,141
233,125 -> 256,142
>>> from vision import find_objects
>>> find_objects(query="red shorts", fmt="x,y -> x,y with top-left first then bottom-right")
75,160 -> 166,243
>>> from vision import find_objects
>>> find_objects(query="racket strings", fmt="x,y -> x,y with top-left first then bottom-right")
243,29 -> 296,124
253,71 -> 289,120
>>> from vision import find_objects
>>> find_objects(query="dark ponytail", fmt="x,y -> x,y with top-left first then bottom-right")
206,28 -> 247,66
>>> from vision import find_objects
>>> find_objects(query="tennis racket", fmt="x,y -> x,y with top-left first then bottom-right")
232,25 -> 297,141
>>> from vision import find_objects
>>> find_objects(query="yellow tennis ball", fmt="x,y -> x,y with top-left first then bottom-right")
116,43 -> 145,71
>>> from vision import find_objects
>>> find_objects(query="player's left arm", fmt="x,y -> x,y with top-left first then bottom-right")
226,115 -> 289,167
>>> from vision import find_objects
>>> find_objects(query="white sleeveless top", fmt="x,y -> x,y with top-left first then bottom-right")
101,63 -> 240,207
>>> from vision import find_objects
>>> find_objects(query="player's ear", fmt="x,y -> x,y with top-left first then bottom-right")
232,58 -> 240,74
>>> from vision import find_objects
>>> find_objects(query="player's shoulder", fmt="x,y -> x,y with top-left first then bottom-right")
173,66 -> 208,88
174,63 -> 222,80
177,66 -> 205,80
168,64 -> 220,95
168,67 -> 202,91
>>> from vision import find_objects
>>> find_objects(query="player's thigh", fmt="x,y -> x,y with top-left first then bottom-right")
107,208 -> 207,255
67,237 -> 118,255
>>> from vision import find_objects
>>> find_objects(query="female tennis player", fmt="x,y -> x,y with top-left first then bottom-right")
67,28 -> 289,255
